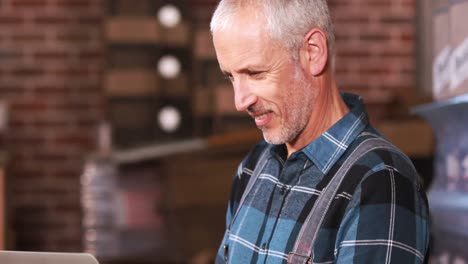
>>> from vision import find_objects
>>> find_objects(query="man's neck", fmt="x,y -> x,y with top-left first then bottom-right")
286,79 -> 349,157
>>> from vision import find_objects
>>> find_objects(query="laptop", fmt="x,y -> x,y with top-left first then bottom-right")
0,251 -> 99,264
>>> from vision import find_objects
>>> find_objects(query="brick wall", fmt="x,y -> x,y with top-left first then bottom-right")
330,0 -> 417,109
0,0 -> 104,251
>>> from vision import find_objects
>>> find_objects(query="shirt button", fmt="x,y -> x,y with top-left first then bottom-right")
223,244 -> 229,261
281,185 -> 288,195
261,243 -> 267,250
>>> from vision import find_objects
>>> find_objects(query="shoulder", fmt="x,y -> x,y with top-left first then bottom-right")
346,128 -> 421,185
340,129 -> 427,209
336,129 -> 429,219
330,128 -> 426,207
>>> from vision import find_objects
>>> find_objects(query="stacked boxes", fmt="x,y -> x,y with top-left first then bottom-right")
449,0 -> 468,97
82,157 -> 170,259
432,0 -> 468,99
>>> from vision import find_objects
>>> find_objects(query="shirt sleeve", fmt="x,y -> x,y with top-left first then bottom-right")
334,166 -> 430,263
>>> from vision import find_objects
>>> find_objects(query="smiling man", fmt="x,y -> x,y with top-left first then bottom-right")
210,1 -> 430,263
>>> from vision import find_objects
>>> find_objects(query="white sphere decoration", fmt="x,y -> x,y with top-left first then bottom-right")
158,106 -> 181,133
157,4 -> 181,28
157,55 -> 181,79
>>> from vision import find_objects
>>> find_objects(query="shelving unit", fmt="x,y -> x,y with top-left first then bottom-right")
86,1 -> 199,261
105,0 -> 194,148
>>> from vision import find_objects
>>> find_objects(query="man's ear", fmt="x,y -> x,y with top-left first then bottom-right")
300,28 -> 328,76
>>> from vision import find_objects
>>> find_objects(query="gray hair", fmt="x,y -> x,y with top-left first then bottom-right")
210,0 -> 335,62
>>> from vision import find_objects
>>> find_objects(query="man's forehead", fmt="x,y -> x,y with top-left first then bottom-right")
213,29 -> 271,70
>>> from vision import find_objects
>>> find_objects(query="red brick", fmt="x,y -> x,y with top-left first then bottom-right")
11,32 -> 46,43
360,1 -> 392,8
399,31 -> 414,42
77,15 -> 102,24
11,0 -> 48,8
54,0 -> 91,8
56,32 -> 91,42
79,50 -> 103,60
49,67 -> 89,76
10,66 -> 44,77
33,50 -> 70,60
11,100 -> 48,112
9,135 -> 46,145
34,15 -> 74,25
32,85 -> 68,94
0,14 -> 24,24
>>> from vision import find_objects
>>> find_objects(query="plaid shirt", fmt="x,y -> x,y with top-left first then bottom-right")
215,93 -> 430,263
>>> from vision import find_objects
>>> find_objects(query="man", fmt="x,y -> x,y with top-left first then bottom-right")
210,0 -> 430,263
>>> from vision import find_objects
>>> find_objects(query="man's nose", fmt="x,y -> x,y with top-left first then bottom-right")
233,80 -> 257,112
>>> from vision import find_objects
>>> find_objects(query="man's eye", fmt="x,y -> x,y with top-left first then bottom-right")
249,71 -> 264,79
223,74 -> 234,82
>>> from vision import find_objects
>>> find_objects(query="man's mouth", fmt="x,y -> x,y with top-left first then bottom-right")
251,111 -> 273,127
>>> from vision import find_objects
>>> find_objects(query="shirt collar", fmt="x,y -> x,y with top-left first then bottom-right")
300,93 -> 369,175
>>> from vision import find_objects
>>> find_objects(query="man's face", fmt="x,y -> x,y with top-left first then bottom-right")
212,12 -> 316,145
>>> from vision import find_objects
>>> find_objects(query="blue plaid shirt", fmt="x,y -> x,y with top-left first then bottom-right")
216,93 -> 430,263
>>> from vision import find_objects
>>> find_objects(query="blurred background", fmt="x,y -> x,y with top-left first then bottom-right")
0,0 -> 467,263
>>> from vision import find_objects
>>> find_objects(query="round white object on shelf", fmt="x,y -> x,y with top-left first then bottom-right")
157,106 -> 181,133
157,55 -> 181,79
157,4 -> 182,28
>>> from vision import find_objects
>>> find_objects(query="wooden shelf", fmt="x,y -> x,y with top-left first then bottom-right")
105,69 -> 160,97
106,17 -> 159,43
193,87 -> 212,116
215,85 -> 243,116
105,69 -> 191,98
194,29 -> 216,60
106,17 -> 190,46
160,74 -> 190,98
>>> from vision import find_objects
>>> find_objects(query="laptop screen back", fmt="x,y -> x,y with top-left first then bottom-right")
0,251 -> 99,264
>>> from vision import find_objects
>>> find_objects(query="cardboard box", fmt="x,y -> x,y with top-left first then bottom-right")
449,0 -> 468,98
432,0 -> 468,99
432,0 -> 452,99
